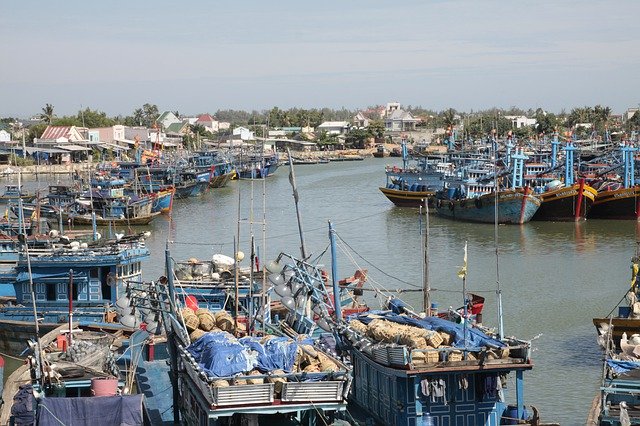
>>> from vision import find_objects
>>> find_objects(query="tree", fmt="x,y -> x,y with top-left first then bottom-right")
28,123 -> 48,141
40,103 -> 55,124
143,103 -> 159,127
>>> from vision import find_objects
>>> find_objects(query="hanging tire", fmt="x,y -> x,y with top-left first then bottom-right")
475,198 -> 483,209
449,201 -> 455,211
460,199 -> 466,208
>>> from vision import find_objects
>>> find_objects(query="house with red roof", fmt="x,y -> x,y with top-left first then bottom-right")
36,125 -> 87,145
195,113 -> 219,133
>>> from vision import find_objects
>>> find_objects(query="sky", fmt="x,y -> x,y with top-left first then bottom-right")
2,0 -> 639,118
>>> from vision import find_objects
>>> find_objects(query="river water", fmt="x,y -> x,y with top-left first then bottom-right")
17,158 -> 637,425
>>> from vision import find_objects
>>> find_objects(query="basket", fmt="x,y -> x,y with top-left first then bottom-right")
426,331 -> 444,348
184,315 -> 200,331
195,308 -> 210,316
198,312 -> 216,331
190,329 -> 206,341
447,350 -> 463,362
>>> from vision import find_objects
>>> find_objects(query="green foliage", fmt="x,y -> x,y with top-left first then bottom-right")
40,103 -> 55,124
345,128 -> 369,148
28,123 -> 48,141
10,154 -> 34,166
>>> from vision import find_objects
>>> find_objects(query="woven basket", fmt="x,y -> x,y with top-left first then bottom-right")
448,350 -> 463,362
426,331 -> 444,348
181,307 -> 196,318
198,312 -> 216,331
246,370 -> 264,385
184,315 -> 200,331
216,312 -> 234,331
189,329 -> 206,341
195,308 -> 209,316
212,379 -> 230,388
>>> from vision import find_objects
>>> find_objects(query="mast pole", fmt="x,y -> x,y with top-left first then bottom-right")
422,198 -> 430,315
328,221 -> 342,323
287,148 -> 307,259
494,134 -> 505,339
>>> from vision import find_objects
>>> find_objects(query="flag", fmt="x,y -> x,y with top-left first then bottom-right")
457,242 -> 468,279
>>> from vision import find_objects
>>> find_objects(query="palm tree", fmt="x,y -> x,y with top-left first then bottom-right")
40,103 -> 55,124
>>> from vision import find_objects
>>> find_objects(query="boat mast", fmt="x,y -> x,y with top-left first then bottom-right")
328,221 -> 342,323
287,148 -> 307,259
422,198 -> 430,315
493,130 -> 505,339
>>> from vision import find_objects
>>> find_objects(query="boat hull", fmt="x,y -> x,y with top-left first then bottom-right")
174,181 -> 209,199
532,182 -> 597,221
589,185 -> 640,220
151,188 -> 175,214
209,172 -> 232,188
436,189 -> 541,224
68,212 -> 161,225
379,187 -> 436,208
592,317 -> 640,348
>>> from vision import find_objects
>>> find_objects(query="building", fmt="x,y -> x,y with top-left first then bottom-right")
384,109 -> 418,132
317,121 -> 350,135
87,125 -> 125,144
0,130 -> 10,143
353,112 -> 370,128
232,126 -> 254,141
156,111 -> 181,130
195,114 -> 219,133
504,115 -> 537,128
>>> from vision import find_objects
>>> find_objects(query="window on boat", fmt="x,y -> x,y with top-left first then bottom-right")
46,283 -> 56,301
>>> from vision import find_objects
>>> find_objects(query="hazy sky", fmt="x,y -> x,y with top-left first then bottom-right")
2,0 -> 639,118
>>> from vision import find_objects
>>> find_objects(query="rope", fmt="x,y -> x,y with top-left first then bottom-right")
0,350 -> 28,362
38,403 -> 67,425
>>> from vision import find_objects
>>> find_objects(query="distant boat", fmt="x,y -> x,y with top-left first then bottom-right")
435,187 -> 541,224
532,179 -> 597,221
372,144 -> 389,158
0,185 -> 35,204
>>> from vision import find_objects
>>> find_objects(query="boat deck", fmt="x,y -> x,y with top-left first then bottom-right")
136,360 -> 174,425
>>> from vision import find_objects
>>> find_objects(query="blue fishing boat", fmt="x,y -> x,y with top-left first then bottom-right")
127,245 -> 350,425
435,148 -> 541,224
0,185 -> 35,204
235,153 -> 280,179
188,151 -> 235,188
379,141 -> 449,208
139,166 -> 208,199
0,322 -> 147,425
0,232 -> 150,356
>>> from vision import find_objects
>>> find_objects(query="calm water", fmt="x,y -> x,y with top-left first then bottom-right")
16,158 -> 640,425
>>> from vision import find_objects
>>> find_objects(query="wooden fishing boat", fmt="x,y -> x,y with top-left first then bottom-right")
0,233 -> 150,356
435,187 -> 541,224
0,185 -> 35,204
68,211 -> 161,225
372,144 -> 389,158
531,179 -> 597,221
0,323 -> 146,425
379,186 -> 436,208
588,182 -> 640,220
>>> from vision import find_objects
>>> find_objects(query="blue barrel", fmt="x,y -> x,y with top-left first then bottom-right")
410,183 -> 417,191
447,187 -> 457,198
501,405 -> 529,425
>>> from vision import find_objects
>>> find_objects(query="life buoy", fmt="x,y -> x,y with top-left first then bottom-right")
448,201 -> 455,211
475,198 -> 483,209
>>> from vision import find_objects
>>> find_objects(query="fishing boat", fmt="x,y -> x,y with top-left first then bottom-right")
126,245 -> 350,425
436,148 -> 541,224
589,145 -> 640,220
372,144 -> 389,158
234,152 -> 280,179
593,253 -> 640,349
588,253 -> 640,426
0,232 -> 150,356
0,185 -> 35,204
379,141 -> 447,208
529,142 -> 598,221
0,322 -> 147,425
435,187 -> 540,224
532,179 -> 597,221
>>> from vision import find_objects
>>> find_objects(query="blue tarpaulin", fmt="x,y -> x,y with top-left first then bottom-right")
239,336 -> 298,373
350,311 -> 506,349
38,394 -> 143,426
187,332 -> 255,378
607,359 -> 640,374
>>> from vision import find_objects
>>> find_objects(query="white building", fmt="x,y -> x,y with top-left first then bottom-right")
0,130 -> 10,143
233,126 -> 254,141
317,121 -> 350,135
505,115 -> 537,128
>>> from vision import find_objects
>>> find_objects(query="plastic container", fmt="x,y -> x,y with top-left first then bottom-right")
422,413 -> 434,426
501,405 -> 530,425
91,377 -> 118,397
56,335 -> 67,351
